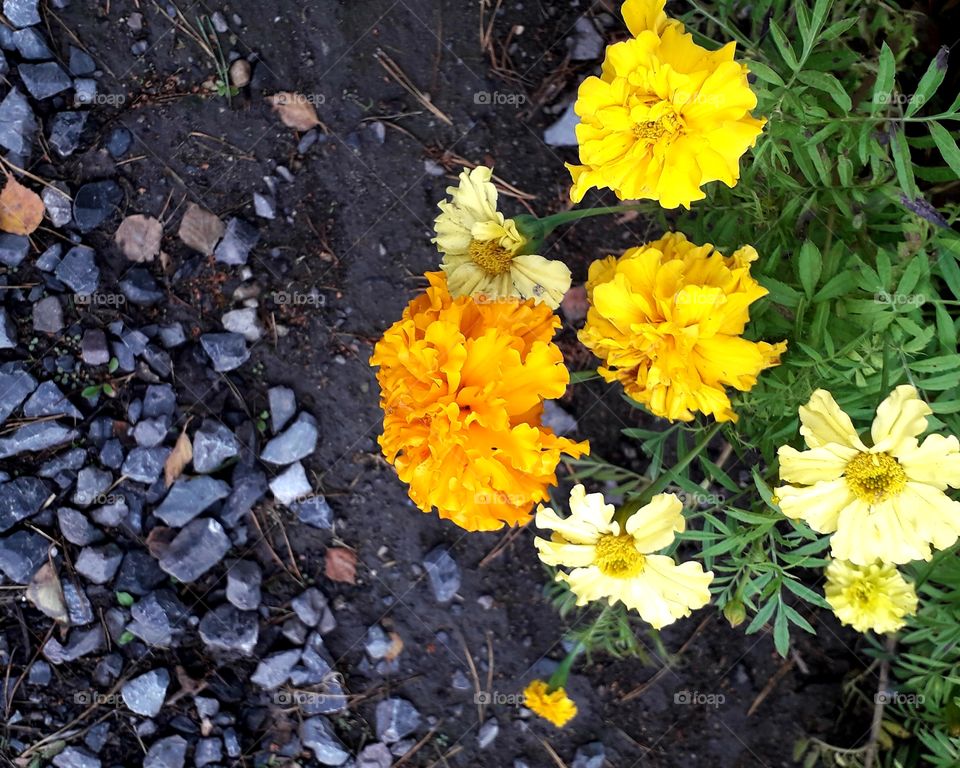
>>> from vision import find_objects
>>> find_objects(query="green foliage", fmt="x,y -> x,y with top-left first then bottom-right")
566,0 -> 960,763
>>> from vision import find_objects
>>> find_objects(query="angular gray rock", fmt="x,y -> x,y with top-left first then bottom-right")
571,742 -> 606,768
0,233 -> 29,267
0,369 -> 37,424
214,217 -> 259,265
74,543 -> 123,584
32,296 -> 63,333
268,462 -> 311,505
294,494 -> 333,529
157,518 -> 230,582
226,559 -> 261,610
55,245 -> 99,295
121,668 -> 170,717
23,380 -> 82,419
143,735 -> 186,768
121,446 -> 170,484
154,476 -> 230,527
200,332 -> 249,372
0,476 -> 49,533
73,466 -> 112,507
52,746 -> 101,768
19,61 -> 72,100
4,0 -> 40,27
0,308 -> 16,349
192,419 -> 240,472
261,413 -> 318,465
268,386 -> 296,432
198,603 -> 258,655
0,529 -> 48,582
300,718 -> 350,766
423,547 -> 460,603
0,421 -> 78,458
376,698 -> 421,743
250,649 -> 300,689
0,88 -> 35,155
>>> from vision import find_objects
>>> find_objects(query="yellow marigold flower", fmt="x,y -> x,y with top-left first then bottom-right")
370,272 -> 588,532
433,166 -> 571,308
523,680 -> 578,727
824,559 -> 918,634
776,386 -> 960,566
535,484 -> 713,628
566,0 -> 766,209
578,232 -> 786,422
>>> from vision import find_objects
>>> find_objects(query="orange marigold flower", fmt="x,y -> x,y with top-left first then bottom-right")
371,272 -> 589,531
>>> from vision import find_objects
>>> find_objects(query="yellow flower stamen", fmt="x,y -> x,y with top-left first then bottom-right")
844,452 -> 906,503
595,534 -> 646,578
633,115 -> 678,142
468,238 -> 515,276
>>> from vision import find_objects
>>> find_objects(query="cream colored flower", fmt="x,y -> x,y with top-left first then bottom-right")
433,166 -> 571,308
535,484 -> 713,628
824,559 -> 918,634
776,386 -> 960,565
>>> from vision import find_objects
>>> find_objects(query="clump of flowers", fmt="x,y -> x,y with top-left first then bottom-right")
433,166 -> 571,308
523,680 -> 578,727
578,232 -> 787,422
565,0 -> 766,208
824,559 -> 918,634
534,484 -> 713,628
776,386 -> 960,565
370,272 -> 588,532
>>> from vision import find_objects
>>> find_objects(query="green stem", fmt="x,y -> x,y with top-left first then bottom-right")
514,204 -> 648,253
547,639 -> 587,692
617,422 -> 724,523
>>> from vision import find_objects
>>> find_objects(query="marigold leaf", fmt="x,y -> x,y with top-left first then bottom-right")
929,122 -> 960,178
906,47 -> 948,117
872,42 -> 896,114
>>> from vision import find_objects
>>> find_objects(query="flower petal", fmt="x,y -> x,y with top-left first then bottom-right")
798,389 -> 866,451
870,385 -> 931,453
775,478 -> 854,533
777,444 -> 857,485
624,493 -> 684,552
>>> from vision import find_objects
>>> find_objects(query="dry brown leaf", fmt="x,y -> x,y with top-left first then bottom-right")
268,92 -> 321,131
115,214 -> 163,262
385,631 -> 404,662
0,175 -> 45,235
164,429 -> 193,487
26,562 -> 68,624
324,547 -> 357,584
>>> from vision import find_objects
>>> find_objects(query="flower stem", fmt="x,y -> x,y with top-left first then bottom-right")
547,640 -> 585,693
617,422 -> 725,522
514,204 -> 648,253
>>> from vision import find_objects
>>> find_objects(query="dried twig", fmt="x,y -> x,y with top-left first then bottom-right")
375,50 -> 452,126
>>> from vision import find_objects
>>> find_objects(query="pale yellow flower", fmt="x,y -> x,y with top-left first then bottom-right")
824,559 -> 918,634
433,166 -> 570,308
776,386 -> 960,565
535,484 -> 713,628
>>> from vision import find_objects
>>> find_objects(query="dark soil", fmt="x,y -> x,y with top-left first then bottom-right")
1,1 -> 875,766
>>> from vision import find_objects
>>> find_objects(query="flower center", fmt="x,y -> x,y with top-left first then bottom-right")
633,114 -> 679,142
468,239 -> 515,276
850,582 -> 876,607
844,452 -> 907,503
595,534 -> 646,578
